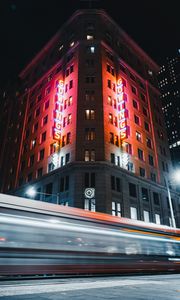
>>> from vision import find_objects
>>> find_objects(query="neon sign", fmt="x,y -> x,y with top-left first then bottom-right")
53,80 -> 64,140
117,77 -> 128,140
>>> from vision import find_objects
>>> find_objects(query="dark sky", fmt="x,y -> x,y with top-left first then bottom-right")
0,0 -> 179,88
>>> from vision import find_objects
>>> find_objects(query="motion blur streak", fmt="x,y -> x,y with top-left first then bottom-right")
0,194 -> 180,277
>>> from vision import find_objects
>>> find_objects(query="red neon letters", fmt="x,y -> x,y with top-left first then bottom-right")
53,80 -> 64,140
117,77 -> 128,140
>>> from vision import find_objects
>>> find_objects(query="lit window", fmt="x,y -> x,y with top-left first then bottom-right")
136,131 -> 142,142
130,207 -> 137,220
112,202 -> 121,217
144,210 -> 150,222
155,214 -> 161,224
87,35 -> 94,40
90,46 -> 95,53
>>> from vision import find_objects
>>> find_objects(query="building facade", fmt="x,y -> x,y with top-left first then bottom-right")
1,9 -> 179,227
158,50 -> 180,169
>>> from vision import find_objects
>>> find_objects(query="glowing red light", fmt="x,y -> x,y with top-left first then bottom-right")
53,80 -> 64,141
117,77 -> 128,141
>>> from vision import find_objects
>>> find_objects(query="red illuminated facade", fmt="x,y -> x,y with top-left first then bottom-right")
0,9 -> 179,227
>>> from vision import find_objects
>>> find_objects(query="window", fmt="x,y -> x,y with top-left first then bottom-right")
139,167 -> 145,177
45,183 -> 53,198
46,86 -> 51,95
34,122 -> 38,132
124,142 -> 132,155
146,137 -> 152,149
134,115 -> 140,125
143,107 -> 148,116
155,214 -> 161,224
66,132 -> 71,144
112,202 -> 121,217
85,128 -> 95,141
144,121 -> 150,132
41,131 -> 46,143
143,210 -> 150,222
85,109 -> 95,120
109,113 -> 113,124
111,153 -> 115,164
149,154 -> 154,166
43,115 -> 48,125
136,131 -> 142,142
138,148 -> 144,161
50,143 -> 56,155
109,132 -> 114,144
45,100 -> 49,110
130,207 -> 137,220
39,149 -> 45,161
67,114 -> 72,124
150,172 -> 156,182
37,168 -> 43,178
129,183 -> 137,197
65,153 -> 70,164
153,192 -> 160,205
85,90 -> 95,101
140,93 -> 146,102
37,94 -> 42,102
107,79 -> 111,88
131,86 -> 137,94
142,188 -> 149,201
69,80 -> 73,89
29,155 -> 34,167
31,139 -> 36,149
84,173 -> 95,188
84,199 -> 96,212
62,136 -> 66,147
114,135 -> 119,146
133,99 -> 138,109
35,107 -> 40,117
84,149 -> 95,161
86,76 -> 95,83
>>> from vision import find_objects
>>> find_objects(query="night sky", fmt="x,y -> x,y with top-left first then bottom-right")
0,0 -> 179,88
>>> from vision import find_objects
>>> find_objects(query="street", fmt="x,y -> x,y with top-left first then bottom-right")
0,274 -> 180,299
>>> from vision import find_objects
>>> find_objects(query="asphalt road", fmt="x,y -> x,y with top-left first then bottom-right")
0,274 -> 180,299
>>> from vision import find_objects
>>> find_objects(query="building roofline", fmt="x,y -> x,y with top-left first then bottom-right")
19,9 -> 159,78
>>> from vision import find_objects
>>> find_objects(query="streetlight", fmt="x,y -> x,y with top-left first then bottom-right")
164,170 -> 180,228
26,186 -> 60,204
164,177 -> 176,228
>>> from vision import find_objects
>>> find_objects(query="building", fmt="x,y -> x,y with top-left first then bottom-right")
158,50 -> 180,169
0,9 -> 179,227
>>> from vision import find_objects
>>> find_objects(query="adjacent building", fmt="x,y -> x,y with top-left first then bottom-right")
158,50 -> 180,169
0,9 -> 179,227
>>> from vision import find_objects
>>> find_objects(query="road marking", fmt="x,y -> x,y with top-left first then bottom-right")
0,279 -> 167,297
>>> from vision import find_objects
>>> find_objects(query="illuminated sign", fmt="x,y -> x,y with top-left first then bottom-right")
117,77 -> 128,140
53,80 -> 64,140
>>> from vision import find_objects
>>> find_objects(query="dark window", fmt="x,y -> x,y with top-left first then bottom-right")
69,80 -> 73,89
153,192 -> 160,205
29,155 -> 34,167
143,107 -> 148,116
142,188 -> 149,201
37,168 -> 43,178
45,100 -> 49,110
144,121 -> 150,132
151,172 -> 156,182
138,148 -> 144,160
146,137 -> 152,148
149,155 -> 154,166
133,99 -> 138,109
65,153 -> 70,164
129,183 -> 137,197
140,93 -> 146,102
110,132 -> 114,144
139,167 -> 145,177
39,149 -> 45,160
111,153 -> 115,164
43,115 -> 48,125
41,131 -> 46,143
34,122 -> 38,132
131,86 -> 136,94
134,115 -> 140,125
107,79 -> 111,88
45,183 -> 53,197
67,132 -> 71,144
35,107 -> 40,117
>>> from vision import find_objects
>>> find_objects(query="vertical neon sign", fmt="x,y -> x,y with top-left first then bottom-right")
53,80 -> 64,141
117,78 -> 128,140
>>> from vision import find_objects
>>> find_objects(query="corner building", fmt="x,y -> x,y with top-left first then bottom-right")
4,9 -> 179,227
